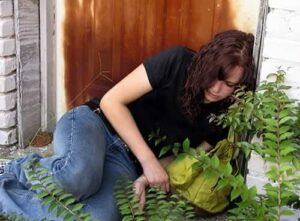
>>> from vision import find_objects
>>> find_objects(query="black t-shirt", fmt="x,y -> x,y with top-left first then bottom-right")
128,46 -> 229,157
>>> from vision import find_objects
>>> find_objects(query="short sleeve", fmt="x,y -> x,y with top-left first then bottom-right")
143,46 -> 185,89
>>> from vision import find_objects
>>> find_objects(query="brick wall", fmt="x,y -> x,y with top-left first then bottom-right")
247,0 -> 300,193
0,0 -> 17,147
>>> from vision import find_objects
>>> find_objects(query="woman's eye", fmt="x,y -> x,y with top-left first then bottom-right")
225,82 -> 238,88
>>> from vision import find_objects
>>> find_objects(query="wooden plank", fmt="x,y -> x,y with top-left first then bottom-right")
14,0 -> 41,147
40,0 -> 56,132
64,0 -> 96,107
212,0 -> 235,35
63,0 -> 251,108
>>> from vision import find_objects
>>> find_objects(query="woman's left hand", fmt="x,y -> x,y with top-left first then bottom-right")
133,175 -> 149,210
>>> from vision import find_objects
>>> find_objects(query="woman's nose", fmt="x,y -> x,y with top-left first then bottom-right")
210,80 -> 223,93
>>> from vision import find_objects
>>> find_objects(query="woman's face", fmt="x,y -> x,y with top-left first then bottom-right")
204,66 -> 243,103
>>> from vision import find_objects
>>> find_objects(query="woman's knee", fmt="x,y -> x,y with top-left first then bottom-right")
49,106 -> 107,199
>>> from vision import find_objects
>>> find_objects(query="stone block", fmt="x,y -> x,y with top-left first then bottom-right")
0,92 -> 16,110
0,18 -> 14,37
0,1 -> 13,17
0,110 -> 16,128
0,127 -> 16,145
0,38 -> 15,56
0,74 -> 15,92
0,57 -> 16,76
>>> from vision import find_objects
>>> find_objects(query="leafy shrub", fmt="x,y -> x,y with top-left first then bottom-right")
114,178 -> 195,221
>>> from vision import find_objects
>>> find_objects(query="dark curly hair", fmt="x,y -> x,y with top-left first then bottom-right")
182,30 -> 255,119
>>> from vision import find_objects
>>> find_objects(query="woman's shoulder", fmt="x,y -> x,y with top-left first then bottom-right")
164,45 -> 195,57
147,45 -> 194,60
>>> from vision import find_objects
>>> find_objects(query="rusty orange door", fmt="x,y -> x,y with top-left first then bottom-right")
63,0 -> 235,108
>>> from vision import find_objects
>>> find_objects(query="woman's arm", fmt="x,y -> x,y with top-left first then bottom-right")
100,64 -> 169,192
133,155 -> 175,210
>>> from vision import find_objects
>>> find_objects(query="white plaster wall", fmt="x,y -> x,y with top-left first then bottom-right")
247,0 -> 300,193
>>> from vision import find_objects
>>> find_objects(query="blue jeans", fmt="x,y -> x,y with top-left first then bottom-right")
0,106 -> 139,221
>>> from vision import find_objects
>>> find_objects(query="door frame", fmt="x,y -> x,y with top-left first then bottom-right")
40,0 -> 56,132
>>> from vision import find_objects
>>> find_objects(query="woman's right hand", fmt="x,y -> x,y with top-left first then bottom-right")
141,156 -> 170,192
133,175 -> 149,210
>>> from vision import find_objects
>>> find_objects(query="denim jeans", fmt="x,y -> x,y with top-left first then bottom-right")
0,105 -> 139,221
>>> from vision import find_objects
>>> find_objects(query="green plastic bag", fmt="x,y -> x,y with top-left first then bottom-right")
166,139 -> 235,214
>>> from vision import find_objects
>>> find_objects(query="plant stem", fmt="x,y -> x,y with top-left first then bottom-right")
39,179 -> 80,220
275,101 -> 282,221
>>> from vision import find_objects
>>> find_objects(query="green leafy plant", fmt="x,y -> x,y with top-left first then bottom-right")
114,178 -> 195,221
0,213 -> 31,221
1,159 -> 98,221
24,159 -> 97,221
147,70 -> 300,220
214,70 -> 300,220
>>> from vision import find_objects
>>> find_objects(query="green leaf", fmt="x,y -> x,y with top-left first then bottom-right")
263,148 -> 277,157
230,188 -> 242,201
46,183 -> 58,191
48,201 -> 58,213
264,133 -> 277,142
279,116 -> 295,125
211,155 -> 220,169
264,140 -> 276,148
248,186 -> 257,198
280,146 -> 296,156
64,198 -> 76,206
243,102 -> 254,121
279,132 -> 294,141
159,145 -> 171,158
43,196 -> 54,205
223,163 -> 232,176
56,207 -> 66,218
265,119 -> 277,128
279,126 -> 291,135
71,203 -> 84,212
279,165 -> 293,172
216,179 -> 228,190
36,191 -> 49,199
292,158 -> 300,169
31,184 -> 44,191
279,109 -> 290,119
52,188 -> 64,196
267,190 -> 278,199
172,145 -> 180,156
63,213 -> 74,221
182,138 -> 190,153
155,138 -> 162,146
59,193 -> 73,201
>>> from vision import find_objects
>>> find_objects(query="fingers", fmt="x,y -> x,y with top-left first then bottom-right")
139,190 -> 146,210
149,180 -> 170,192
133,176 -> 148,211
147,174 -> 170,192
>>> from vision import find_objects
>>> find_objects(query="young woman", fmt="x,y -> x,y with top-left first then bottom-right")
0,30 -> 255,221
